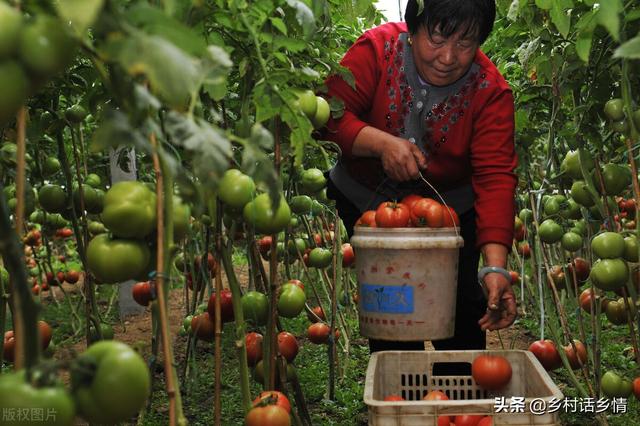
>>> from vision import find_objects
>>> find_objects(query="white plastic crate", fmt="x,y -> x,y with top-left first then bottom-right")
364,350 -> 563,426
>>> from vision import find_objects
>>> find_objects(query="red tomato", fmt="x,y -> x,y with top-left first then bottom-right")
64,270 -> 79,284
411,198 -> 444,227
307,323 -> 331,344
528,340 -> 562,371
245,405 -> 290,426
375,202 -> 411,228
194,253 -> 217,275
191,312 -> 215,342
56,271 -> 65,285
401,194 -> 423,209
41,282 -> 49,292
258,236 -> 273,257
252,390 -> 291,413
245,332 -> 263,366
277,332 -> 299,362
508,270 -> 520,285
341,243 -> 355,268
442,206 -> 460,227
437,416 -> 452,426
516,242 -> 531,258
513,225 -> 526,241
422,390 -> 449,400
355,210 -> 377,227
564,340 -> 588,370
307,306 -> 325,323
383,394 -> 405,401
207,289 -> 234,323
3,330 -> 15,362
477,417 -> 493,426
471,355 -> 512,390
45,271 -> 55,285
31,284 -> 40,295
579,288 -> 604,313
132,281 -> 153,306
633,377 -> 640,400
454,415 -> 484,426
568,257 -> 590,282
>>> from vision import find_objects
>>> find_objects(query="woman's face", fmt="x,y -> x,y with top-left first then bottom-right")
411,24 -> 479,87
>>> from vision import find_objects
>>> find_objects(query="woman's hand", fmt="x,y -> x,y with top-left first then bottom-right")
380,136 -> 427,182
478,273 -> 517,331
352,126 -> 427,182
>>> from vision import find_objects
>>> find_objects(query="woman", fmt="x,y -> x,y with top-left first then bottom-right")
322,0 -> 517,356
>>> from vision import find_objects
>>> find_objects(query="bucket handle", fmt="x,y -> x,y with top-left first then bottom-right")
417,171 -> 461,239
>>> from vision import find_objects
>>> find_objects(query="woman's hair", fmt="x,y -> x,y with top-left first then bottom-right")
404,0 -> 496,44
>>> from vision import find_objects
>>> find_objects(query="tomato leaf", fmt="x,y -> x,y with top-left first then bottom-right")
614,35 -> 640,59
201,45 -> 232,101
118,34 -> 200,111
242,124 -> 280,205
596,0 -> 622,42
550,1 -> 570,38
507,0 -> 521,22
55,0 -> 104,34
127,4 -> 208,56
285,0 -> 315,39
163,112 -> 231,190
90,109 -> 148,153
535,0 -> 552,10
270,17 -> 288,35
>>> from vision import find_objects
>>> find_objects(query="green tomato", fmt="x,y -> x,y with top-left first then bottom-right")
611,119 -> 629,134
311,199 -> 324,216
299,168 -> 326,194
289,195 -> 313,215
312,96 -> 330,129
19,16 -> 77,78
73,184 -> 103,214
590,258 -> 629,291
633,109 -> 640,130
64,104 -> 87,123
600,371 -> 632,398
242,291 -> 269,326
183,315 -> 194,332
29,210 -> 45,224
570,180 -> 594,207
560,232 -> 583,252
172,196 -> 191,241
85,173 -> 102,188
74,341 -> 150,425
519,208 -> 533,224
0,3 -> 22,58
600,163 -> 631,196
87,220 -> 107,235
297,89 -> 317,119
218,169 -> 256,210
88,323 -> 114,344
560,150 -> 594,180
41,157 -> 61,177
86,234 -> 151,284
38,184 -> 67,213
538,219 -> 563,244
243,193 -> 291,235
623,235 -> 639,262
102,181 -> 156,239
287,237 -> 307,256
309,247 -> 333,268
543,198 -> 560,217
0,372 -> 75,426
277,284 -> 306,318
0,61 -> 28,124
604,99 -> 625,121
591,232 -> 625,259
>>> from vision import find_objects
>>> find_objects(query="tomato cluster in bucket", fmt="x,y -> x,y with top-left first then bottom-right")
355,194 -> 460,228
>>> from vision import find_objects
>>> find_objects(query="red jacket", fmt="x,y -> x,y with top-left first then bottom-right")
323,22 -> 517,248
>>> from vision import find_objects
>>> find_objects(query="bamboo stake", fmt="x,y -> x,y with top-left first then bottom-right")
214,199 -> 223,426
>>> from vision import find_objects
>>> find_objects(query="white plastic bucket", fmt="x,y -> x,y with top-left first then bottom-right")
350,227 -> 464,341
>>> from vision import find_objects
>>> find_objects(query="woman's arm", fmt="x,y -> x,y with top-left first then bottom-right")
477,242 -> 517,331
